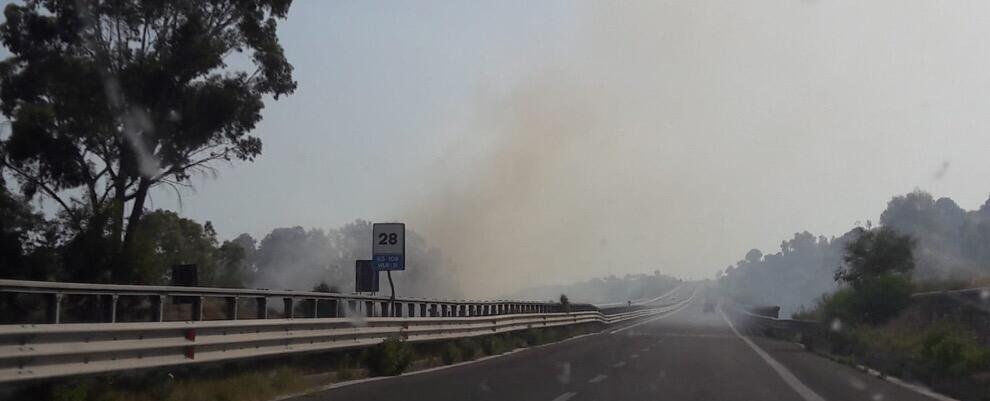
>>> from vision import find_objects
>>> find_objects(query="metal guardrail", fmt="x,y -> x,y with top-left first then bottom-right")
913,286 -> 990,313
0,280 -> 688,384
0,279 -> 598,324
721,302 -> 823,342
593,284 -> 683,309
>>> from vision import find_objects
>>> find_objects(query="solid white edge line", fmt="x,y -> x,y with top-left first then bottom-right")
718,304 -> 827,401
271,327 -> 612,400
855,365 -> 959,401
588,374 -> 607,383
724,305 -> 958,401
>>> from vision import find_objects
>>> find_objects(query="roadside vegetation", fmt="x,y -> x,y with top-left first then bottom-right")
757,225 -> 990,400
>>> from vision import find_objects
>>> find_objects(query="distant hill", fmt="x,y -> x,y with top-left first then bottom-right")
507,272 -> 681,304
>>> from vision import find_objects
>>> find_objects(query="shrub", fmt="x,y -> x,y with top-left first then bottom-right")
821,275 -> 913,324
559,294 -> 571,313
457,338 -> 481,360
481,336 -> 511,355
51,380 -> 95,401
364,336 -> 414,376
441,342 -> 462,365
920,325 -> 990,379
521,328 -> 545,346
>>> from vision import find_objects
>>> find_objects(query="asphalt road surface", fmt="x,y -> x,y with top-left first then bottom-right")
293,284 -> 941,401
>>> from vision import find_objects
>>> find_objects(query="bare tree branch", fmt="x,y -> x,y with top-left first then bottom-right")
0,159 -> 80,224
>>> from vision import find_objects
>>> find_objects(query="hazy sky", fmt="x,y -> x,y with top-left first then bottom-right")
142,1 -> 990,295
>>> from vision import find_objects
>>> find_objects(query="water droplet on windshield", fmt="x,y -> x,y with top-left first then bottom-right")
848,377 -> 866,390
556,362 -> 571,384
830,318 -> 842,332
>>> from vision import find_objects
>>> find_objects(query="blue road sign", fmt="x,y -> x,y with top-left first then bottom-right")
372,223 -> 405,271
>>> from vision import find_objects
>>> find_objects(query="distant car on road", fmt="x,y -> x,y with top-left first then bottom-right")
703,301 -> 716,313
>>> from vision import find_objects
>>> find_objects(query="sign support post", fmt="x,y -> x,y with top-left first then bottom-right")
387,271 -> 396,316
372,223 -> 405,317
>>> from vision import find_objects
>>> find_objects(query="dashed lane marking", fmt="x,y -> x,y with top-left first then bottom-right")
551,392 -> 577,401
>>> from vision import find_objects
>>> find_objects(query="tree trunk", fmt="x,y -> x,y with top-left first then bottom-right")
108,173 -> 126,282
114,178 -> 151,283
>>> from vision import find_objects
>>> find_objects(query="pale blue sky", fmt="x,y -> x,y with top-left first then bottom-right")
155,0 -> 583,238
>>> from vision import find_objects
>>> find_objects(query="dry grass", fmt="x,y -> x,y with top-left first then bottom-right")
102,367 -> 306,401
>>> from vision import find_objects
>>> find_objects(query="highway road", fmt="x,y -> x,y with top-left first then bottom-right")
293,284 -> 942,401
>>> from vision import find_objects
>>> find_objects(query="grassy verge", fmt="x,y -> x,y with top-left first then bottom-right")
6,323 -> 602,401
818,322 -> 990,401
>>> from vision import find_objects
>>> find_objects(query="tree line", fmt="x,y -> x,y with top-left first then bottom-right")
719,190 -> 990,317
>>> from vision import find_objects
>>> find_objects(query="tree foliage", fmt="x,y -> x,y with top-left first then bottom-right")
238,220 -> 461,298
835,227 -> 915,288
0,0 -> 295,283
126,209 -> 247,286
0,184 -> 60,280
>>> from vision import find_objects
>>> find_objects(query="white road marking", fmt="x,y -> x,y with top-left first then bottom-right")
551,391 -> 577,401
275,332 -> 603,399
612,361 -> 626,368
609,286 -> 700,334
718,305 -> 827,401
630,354 -> 639,358
855,365 -> 960,401
588,374 -> 608,383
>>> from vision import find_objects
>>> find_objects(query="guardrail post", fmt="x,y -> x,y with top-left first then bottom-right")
365,301 -> 375,317
227,297 -> 238,320
429,304 -> 437,317
109,295 -> 119,322
257,297 -> 268,319
419,303 -> 427,317
46,293 -> 62,324
152,295 -> 165,322
312,299 -> 319,318
380,301 -> 390,317
191,296 -> 204,321
407,303 -> 414,317
327,299 -> 338,318
284,298 -> 294,319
